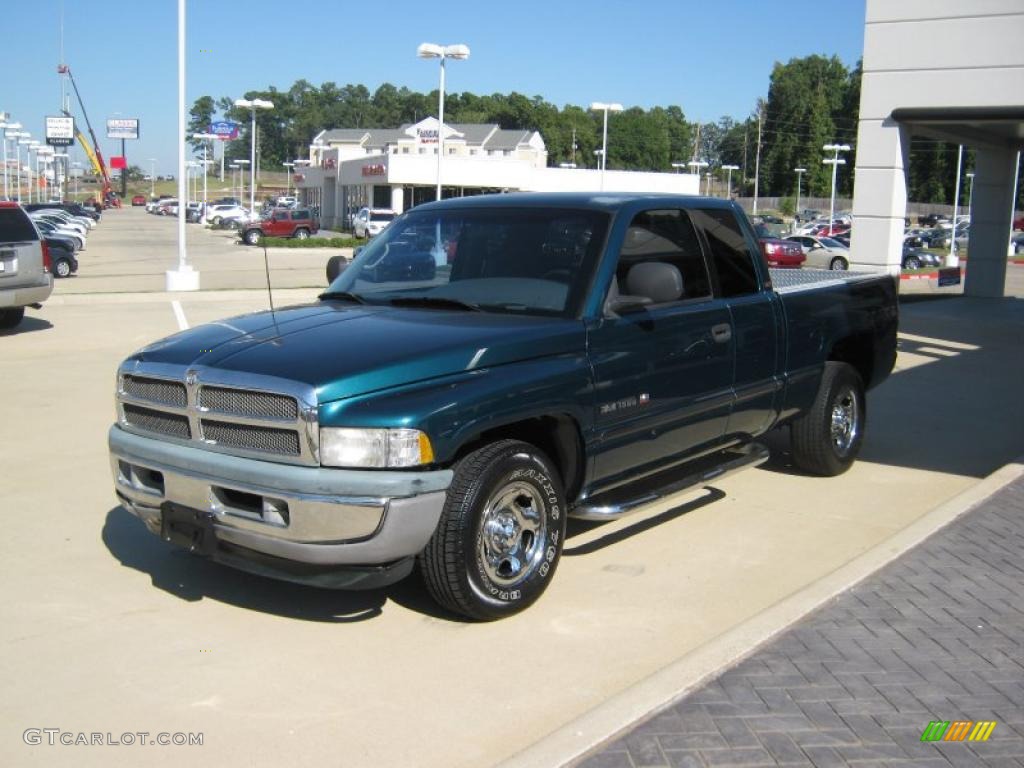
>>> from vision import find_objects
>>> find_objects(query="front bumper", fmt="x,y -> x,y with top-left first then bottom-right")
109,426 -> 452,587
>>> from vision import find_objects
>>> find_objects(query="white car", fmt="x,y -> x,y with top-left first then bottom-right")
205,204 -> 249,226
784,235 -> 850,270
36,208 -> 96,230
353,207 -> 396,239
31,213 -> 88,242
273,196 -> 297,208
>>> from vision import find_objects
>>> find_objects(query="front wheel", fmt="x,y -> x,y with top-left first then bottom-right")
420,440 -> 567,620
212,216 -> 222,226
54,258 -> 72,278
294,228 -> 310,240
790,362 -> 865,476
829,256 -> 848,271
244,229 -> 261,246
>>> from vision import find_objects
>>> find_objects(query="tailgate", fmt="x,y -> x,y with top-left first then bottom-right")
0,240 -> 43,288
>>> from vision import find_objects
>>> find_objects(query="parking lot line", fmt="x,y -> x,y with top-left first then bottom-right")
171,299 -> 189,330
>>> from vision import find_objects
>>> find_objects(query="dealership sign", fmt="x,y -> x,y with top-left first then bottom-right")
210,120 -> 240,140
362,163 -> 386,177
45,116 -> 75,146
106,118 -> 140,140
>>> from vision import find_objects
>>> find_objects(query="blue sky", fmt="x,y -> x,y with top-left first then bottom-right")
2,0 -> 865,177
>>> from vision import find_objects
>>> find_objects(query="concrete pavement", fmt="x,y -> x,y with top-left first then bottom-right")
1,210 -> 1023,767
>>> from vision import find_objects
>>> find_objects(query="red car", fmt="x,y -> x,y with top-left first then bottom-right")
754,224 -> 806,268
131,195 -> 146,207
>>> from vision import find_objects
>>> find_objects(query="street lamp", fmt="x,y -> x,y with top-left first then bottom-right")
722,164 -> 739,199
233,98 -> 274,213
234,159 -> 250,210
704,172 -> 713,196
71,161 -> 82,198
417,42 -> 471,201
283,161 -> 294,197
27,142 -> 42,203
193,132 -> 217,219
0,120 -> 22,199
671,162 -> 687,173
822,144 -> 850,233
793,167 -> 807,218
589,101 -> 623,191
149,158 -> 156,198
53,152 -> 69,200
16,136 -> 33,202
966,171 -> 976,217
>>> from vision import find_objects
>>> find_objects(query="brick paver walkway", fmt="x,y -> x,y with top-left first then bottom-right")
581,477 -> 1024,767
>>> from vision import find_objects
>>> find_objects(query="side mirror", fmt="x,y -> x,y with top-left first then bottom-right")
326,255 -> 347,283
606,294 -> 653,315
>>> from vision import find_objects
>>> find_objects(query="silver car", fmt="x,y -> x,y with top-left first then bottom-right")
785,235 -> 851,270
1,203 -> 54,329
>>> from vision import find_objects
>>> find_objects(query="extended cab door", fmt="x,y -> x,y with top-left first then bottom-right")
692,207 -> 783,440
587,208 -> 735,489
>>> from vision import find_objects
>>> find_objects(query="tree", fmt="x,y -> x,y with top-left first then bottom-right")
186,95 -> 216,155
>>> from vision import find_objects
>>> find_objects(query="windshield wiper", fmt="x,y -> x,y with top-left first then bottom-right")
319,290 -> 367,304
388,296 -> 483,312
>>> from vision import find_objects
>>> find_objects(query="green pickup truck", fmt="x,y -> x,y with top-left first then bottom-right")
109,193 -> 897,620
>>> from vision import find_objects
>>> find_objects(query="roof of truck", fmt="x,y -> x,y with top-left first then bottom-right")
410,192 -> 737,213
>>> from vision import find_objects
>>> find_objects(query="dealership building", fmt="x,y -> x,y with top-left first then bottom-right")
295,117 -> 699,229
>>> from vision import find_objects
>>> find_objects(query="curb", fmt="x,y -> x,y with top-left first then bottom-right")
497,457 -> 1024,768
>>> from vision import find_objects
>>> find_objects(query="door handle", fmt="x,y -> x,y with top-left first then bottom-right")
711,323 -> 732,344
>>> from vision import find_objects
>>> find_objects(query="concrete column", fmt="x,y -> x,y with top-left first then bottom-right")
964,147 -> 1018,297
849,118 -> 911,275
391,185 -> 404,214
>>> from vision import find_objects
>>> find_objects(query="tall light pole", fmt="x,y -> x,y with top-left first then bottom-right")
966,171 -> 976,216
417,42 -> 471,201
949,144 -> 964,267
71,161 -> 82,198
149,158 -> 156,197
235,159 -> 249,210
283,161 -> 294,197
193,132 -> 216,219
229,163 -> 240,205
53,152 -> 69,200
17,136 -> 32,202
822,144 -> 850,232
722,164 -> 739,199
0,120 -> 21,199
28,142 -> 41,203
589,101 -> 623,191
793,167 -> 807,218
234,98 -> 274,214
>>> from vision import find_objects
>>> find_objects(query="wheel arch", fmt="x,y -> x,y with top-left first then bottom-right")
827,333 -> 874,389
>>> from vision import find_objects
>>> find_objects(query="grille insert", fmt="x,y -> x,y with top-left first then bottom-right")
201,419 -> 301,456
123,404 -> 192,440
122,375 -> 187,408
198,386 -> 298,420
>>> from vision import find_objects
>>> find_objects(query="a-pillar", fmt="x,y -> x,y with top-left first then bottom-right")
849,118 -> 911,275
391,185 -> 404,214
964,147 -> 1018,298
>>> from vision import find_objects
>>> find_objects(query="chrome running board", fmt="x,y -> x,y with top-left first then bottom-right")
570,442 -> 770,521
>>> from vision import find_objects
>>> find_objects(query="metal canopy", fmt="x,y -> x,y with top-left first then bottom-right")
891,106 -> 1024,150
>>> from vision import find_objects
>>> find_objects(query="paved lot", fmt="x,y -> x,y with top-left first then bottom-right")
1,211 -> 1023,767
581,476 -> 1024,768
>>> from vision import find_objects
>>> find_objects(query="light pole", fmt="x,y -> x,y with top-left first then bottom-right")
689,160 -> 708,192
235,159 -> 250,210
28,142 -> 42,203
149,158 -> 156,198
229,163 -> 240,205
722,164 -> 739,199
234,98 -> 274,214
72,161 -> 82,198
17,136 -> 32,202
822,144 -> 850,233
193,132 -> 216,219
417,42 -> 471,201
949,144 -> 964,267
671,162 -> 687,173
965,171 -> 975,216
53,152 -> 69,200
793,167 -> 807,218
704,172 -> 713,196
0,120 -> 21,199
589,101 -> 623,191
283,161 -> 294,197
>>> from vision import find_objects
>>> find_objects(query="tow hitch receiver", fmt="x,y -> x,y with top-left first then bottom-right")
160,503 -> 217,556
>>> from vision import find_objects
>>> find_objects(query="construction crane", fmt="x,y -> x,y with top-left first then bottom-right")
58,63 -> 119,207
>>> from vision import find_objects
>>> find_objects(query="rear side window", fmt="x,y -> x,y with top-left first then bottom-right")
693,208 -> 759,297
293,210 -> 311,220
0,207 -> 39,243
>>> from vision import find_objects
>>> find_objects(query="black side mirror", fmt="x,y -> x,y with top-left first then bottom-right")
326,255 -> 347,283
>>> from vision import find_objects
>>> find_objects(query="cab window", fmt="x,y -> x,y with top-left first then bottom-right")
614,209 -> 712,304
692,208 -> 760,297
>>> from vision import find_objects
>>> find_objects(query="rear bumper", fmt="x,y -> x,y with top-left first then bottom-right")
0,277 -> 54,308
109,426 -> 453,587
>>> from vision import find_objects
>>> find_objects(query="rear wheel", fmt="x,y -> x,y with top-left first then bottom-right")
829,256 -> 848,271
54,258 -> 72,278
420,440 -> 567,621
294,228 -> 310,240
790,362 -> 865,476
0,307 -> 26,330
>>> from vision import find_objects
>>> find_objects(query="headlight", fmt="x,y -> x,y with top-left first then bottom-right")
319,427 -> 434,468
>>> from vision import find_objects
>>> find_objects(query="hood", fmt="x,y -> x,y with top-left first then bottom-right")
131,301 -> 585,403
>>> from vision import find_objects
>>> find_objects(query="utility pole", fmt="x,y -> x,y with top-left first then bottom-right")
753,103 -> 763,215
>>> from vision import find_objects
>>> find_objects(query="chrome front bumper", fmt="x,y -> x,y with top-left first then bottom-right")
109,426 -> 452,567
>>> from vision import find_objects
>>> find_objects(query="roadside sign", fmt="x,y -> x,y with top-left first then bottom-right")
107,118 -> 140,140
210,120 -> 240,140
110,156 -> 127,170
45,115 -> 75,146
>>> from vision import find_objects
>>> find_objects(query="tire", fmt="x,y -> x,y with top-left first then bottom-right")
294,228 -> 310,240
829,256 -> 848,271
420,439 -> 567,621
790,362 -> 865,476
244,229 -> 261,246
212,216 -> 222,226
54,258 -> 72,278
904,256 -> 921,270
0,307 -> 26,330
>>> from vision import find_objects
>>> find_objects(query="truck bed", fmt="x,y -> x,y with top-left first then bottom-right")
769,267 -> 887,294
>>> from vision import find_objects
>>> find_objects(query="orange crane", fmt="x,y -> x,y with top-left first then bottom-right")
58,64 -> 119,207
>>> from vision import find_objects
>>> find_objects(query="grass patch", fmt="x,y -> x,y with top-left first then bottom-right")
262,236 -> 361,248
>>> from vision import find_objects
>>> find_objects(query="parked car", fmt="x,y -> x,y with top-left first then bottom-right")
157,199 -> 178,216
206,204 -> 249,227
24,201 -> 100,222
0,202 -> 53,329
785,235 -> 851,270
108,193 -> 899,619
901,245 -> 941,271
1012,215 -> 1023,231
274,195 -> 298,208
918,213 -> 950,228
131,195 -> 146,207
753,223 -> 805,268
239,207 -> 319,245
795,208 -> 821,224
46,237 -> 79,278
1011,232 -> 1024,254
31,219 -> 84,251
353,207 -> 396,239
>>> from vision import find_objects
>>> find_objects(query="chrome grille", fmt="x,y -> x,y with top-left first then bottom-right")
198,386 -> 297,420
201,419 -> 300,456
122,375 -> 187,407
123,404 -> 192,440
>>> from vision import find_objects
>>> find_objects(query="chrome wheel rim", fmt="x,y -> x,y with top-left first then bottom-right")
831,258 -> 847,271
831,386 -> 860,457
479,480 -> 547,588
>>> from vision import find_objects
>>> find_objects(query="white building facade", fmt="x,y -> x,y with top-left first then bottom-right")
851,0 -> 1024,296
295,117 -> 700,230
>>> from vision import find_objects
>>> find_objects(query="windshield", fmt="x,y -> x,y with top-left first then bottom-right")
820,237 -> 846,249
324,207 -> 609,317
